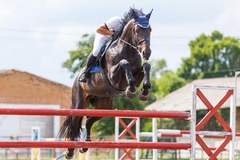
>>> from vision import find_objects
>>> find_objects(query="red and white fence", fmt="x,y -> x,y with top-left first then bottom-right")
0,85 -> 238,160
114,85 -> 237,160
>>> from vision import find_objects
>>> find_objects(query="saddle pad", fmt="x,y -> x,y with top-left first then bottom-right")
90,66 -> 103,73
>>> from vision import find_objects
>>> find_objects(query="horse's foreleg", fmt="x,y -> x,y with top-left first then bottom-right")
119,59 -> 136,98
139,62 -> 151,101
79,116 -> 101,153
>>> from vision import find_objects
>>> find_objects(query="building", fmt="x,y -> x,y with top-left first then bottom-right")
146,77 -> 240,132
0,69 -> 71,138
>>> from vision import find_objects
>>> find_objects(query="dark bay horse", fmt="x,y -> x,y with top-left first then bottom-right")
59,8 -> 152,159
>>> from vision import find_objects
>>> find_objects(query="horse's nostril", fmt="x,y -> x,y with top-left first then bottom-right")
143,50 -> 150,56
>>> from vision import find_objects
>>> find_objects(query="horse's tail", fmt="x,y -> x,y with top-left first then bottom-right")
58,115 -> 73,139
58,77 -> 83,140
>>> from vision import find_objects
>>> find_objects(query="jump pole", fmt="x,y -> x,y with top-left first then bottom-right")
0,108 -> 190,118
232,71 -> 240,160
0,141 -> 191,149
152,118 -> 158,160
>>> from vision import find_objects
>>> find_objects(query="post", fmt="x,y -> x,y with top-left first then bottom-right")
31,127 -> 40,160
190,85 -> 196,160
230,71 -> 240,159
229,88 -> 236,160
152,118 -> 157,160
115,117 -> 119,160
136,117 -> 140,160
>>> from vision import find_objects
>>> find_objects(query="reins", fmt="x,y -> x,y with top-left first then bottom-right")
119,38 -> 142,54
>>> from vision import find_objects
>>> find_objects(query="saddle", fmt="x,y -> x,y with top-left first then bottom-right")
89,42 -> 110,74
90,33 -> 121,73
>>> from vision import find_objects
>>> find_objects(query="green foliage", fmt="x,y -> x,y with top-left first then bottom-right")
95,94 -> 150,136
177,31 -> 240,81
149,59 -> 186,98
62,34 -> 94,77
150,59 -> 167,79
155,70 -> 186,97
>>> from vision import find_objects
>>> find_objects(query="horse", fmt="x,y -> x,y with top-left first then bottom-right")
59,8 -> 153,159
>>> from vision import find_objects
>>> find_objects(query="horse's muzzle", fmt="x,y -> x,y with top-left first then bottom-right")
142,50 -> 151,60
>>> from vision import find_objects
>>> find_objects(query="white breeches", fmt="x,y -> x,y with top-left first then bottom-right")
92,33 -> 111,57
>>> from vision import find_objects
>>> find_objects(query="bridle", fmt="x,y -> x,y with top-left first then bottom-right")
119,38 -> 139,53
119,21 -> 151,54
119,36 -> 150,54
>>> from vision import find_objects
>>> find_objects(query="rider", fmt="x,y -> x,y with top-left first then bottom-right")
79,16 -> 124,82
79,8 -> 151,82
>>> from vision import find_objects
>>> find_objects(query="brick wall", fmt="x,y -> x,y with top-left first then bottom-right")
0,70 -> 71,108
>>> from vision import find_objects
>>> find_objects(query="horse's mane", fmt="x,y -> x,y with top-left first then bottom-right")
122,8 -> 145,27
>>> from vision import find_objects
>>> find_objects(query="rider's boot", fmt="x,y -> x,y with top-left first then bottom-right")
79,54 -> 97,82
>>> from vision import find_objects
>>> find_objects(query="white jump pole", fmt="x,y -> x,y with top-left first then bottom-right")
190,85 -> 197,160
230,71 -> 240,159
152,118 -> 157,160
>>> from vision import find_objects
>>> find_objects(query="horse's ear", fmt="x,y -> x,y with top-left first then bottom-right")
146,9 -> 153,20
131,9 -> 139,20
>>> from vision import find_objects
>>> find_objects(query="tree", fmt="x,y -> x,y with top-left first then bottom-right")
150,59 -> 186,98
150,59 -> 167,79
63,34 -> 94,77
177,31 -> 240,81
155,70 -> 186,97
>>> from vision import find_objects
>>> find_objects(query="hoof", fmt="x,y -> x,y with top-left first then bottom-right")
79,137 -> 91,153
64,150 -> 74,159
79,148 -> 88,153
126,87 -> 136,98
139,93 -> 148,101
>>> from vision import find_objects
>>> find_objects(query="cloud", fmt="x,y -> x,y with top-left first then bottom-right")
0,2 -> 15,25
215,0 -> 240,35
43,0 -> 71,9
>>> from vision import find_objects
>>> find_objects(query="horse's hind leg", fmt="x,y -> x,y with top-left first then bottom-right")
139,62 -> 151,101
79,97 -> 112,153
79,116 -> 101,153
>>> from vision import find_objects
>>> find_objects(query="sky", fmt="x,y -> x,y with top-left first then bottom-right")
0,0 -> 240,86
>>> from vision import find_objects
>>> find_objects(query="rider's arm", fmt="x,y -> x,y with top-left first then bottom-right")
96,24 -> 114,36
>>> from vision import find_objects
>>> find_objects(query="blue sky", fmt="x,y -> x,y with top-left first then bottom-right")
0,0 -> 239,86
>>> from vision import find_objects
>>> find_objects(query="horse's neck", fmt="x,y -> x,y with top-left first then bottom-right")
118,25 -> 137,54
110,21 -> 139,60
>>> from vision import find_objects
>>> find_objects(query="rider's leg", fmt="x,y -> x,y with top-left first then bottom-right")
78,53 -> 97,82
79,34 -> 110,82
